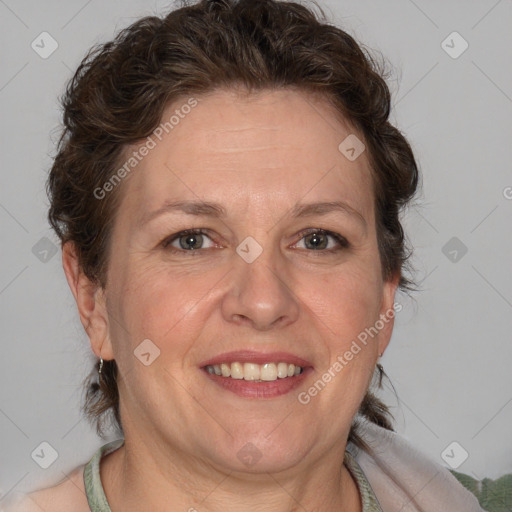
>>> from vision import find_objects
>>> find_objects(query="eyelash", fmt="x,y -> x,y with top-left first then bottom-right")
161,228 -> 349,255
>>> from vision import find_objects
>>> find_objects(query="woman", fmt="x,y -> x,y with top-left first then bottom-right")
5,0 -> 484,510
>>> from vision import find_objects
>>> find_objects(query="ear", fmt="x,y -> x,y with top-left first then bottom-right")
61,242 -> 114,361
377,273 -> 400,357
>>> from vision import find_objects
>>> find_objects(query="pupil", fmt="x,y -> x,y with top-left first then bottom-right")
307,232 -> 326,250
181,234 -> 202,250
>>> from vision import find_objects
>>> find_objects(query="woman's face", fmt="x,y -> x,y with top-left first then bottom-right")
93,88 -> 397,473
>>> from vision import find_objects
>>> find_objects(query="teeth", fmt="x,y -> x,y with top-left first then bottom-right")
231,362 -> 244,379
220,363 -> 231,377
260,363 -> 277,381
277,362 -> 288,378
204,362 -> 304,381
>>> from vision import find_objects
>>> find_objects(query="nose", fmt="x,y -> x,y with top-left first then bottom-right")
221,245 -> 300,331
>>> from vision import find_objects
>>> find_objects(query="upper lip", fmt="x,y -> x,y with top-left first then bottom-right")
199,350 -> 313,368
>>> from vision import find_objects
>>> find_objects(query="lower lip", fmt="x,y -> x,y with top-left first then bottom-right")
201,367 -> 313,398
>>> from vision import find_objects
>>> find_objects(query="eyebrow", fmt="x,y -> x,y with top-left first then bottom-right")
139,199 -> 367,229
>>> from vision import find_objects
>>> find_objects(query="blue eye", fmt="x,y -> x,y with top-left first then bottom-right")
295,229 -> 349,252
161,228 -> 349,255
162,229 -> 214,252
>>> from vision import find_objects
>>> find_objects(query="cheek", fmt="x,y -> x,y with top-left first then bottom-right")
300,269 -> 382,413
305,259 -> 384,340
108,260 -> 222,353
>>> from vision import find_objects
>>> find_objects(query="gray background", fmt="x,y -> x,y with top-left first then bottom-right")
1,0 -> 511,499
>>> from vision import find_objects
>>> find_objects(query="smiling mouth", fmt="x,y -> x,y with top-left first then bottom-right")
204,362 -> 304,382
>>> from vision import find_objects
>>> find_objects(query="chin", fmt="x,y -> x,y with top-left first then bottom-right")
206,427 -> 314,475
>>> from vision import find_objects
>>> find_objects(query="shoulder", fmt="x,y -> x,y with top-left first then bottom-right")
1,466 -> 90,512
348,420 -> 485,512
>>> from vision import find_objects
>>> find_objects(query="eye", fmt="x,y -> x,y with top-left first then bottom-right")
162,229 -> 216,253
161,228 -> 349,255
294,228 -> 349,252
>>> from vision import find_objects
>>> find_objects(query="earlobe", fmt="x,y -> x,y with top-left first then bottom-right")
61,242 -> 114,360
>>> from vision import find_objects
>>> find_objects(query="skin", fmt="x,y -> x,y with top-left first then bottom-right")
60,88 -> 398,512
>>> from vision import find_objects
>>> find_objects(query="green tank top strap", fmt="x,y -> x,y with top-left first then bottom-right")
83,439 -> 124,512
344,449 -> 384,511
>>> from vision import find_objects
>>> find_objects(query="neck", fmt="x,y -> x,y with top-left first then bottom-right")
100,429 -> 361,512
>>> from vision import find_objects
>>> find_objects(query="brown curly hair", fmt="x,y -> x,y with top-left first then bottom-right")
47,0 -> 418,453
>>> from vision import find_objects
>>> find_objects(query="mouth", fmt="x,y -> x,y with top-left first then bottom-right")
204,361 -> 304,381
199,351 -> 313,398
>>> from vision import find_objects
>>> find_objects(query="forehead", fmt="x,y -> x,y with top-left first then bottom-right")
118,88 -> 374,219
